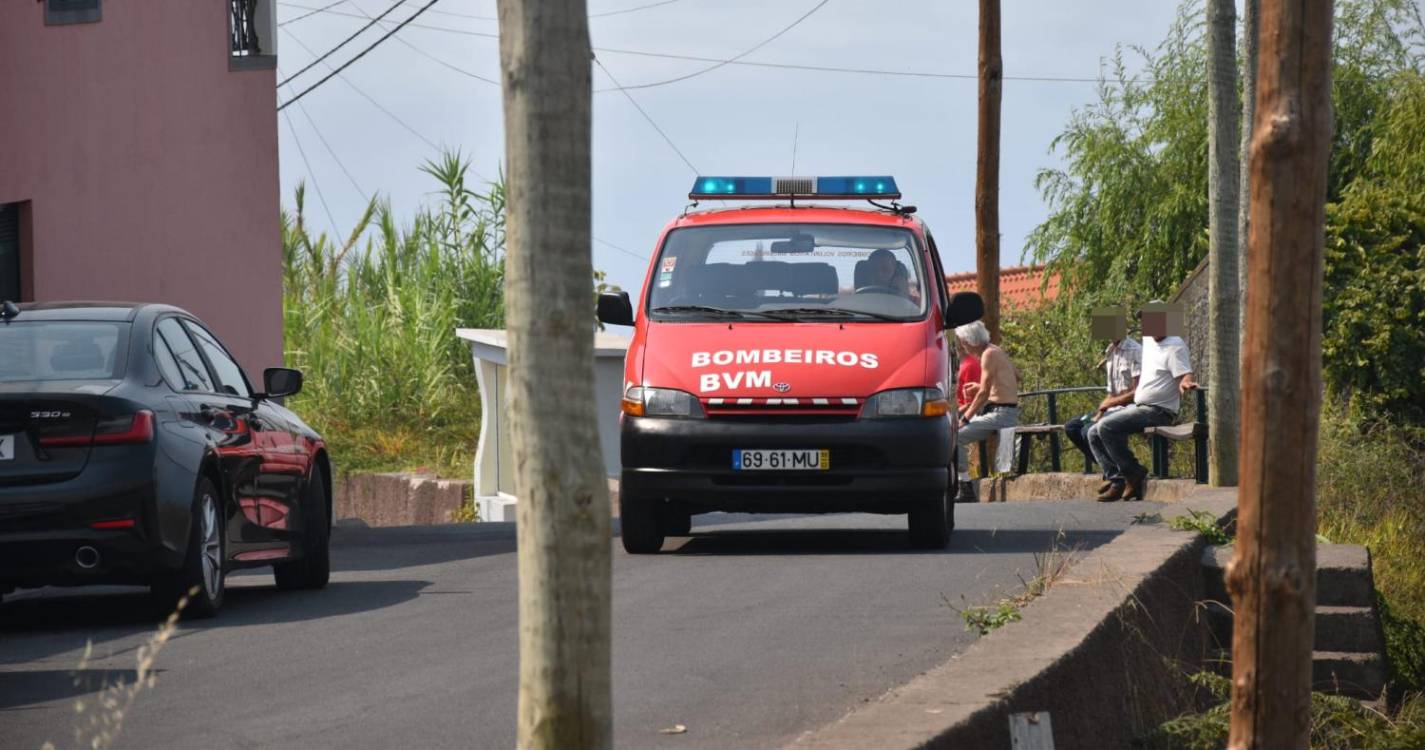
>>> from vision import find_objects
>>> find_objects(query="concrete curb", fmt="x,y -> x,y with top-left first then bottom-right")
973,473 -> 1199,503
334,472 -> 472,527
789,487 -> 1238,750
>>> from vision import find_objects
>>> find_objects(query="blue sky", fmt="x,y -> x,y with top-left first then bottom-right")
274,0 -> 1183,294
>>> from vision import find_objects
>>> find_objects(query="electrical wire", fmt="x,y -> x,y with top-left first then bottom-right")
347,0 -> 499,84
594,0 -> 829,92
594,57 -> 699,174
594,235 -> 649,261
281,107 -> 342,238
278,0 -> 411,88
278,0 -> 445,111
274,2 -> 1127,86
281,26 -> 443,150
279,0 -> 351,27
296,100 -> 367,198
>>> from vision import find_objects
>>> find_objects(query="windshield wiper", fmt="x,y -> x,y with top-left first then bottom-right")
759,307 -> 905,321
650,305 -> 767,319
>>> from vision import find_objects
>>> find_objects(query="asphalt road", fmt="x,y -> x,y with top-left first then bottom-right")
0,501 -> 1162,749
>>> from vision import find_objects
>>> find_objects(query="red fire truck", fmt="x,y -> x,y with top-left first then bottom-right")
597,176 -> 984,553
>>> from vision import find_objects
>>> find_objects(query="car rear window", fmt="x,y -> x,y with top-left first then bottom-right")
0,321 -> 127,382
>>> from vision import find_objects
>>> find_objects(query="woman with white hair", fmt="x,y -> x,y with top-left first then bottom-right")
953,321 -> 1019,485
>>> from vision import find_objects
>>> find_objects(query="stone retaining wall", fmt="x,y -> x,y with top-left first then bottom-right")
333,472 -> 472,527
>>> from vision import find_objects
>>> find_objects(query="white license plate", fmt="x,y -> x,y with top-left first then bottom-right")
732,449 -> 829,471
0,435 -> 13,461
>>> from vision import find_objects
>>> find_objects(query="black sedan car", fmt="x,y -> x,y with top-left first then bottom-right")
0,301 -> 332,617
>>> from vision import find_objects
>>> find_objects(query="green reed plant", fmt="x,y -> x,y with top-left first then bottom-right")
282,152 -> 505,477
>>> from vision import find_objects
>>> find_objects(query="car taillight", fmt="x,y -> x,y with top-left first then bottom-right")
39,411 -> 155,447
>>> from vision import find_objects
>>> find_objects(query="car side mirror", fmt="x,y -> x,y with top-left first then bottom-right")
597,291 -> 635,327
262,367 -> 303,399
944,291 -> 985,329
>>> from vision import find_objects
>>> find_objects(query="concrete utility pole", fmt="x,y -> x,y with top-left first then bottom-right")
1207,0 -> 1241,486
1227,1 -> 1333,747
1238,0 -> 1260,349
975,0 -> 1002,341
495,1 -> 612,748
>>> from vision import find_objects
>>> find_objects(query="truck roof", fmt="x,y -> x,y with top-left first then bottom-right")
666,204 -> 923,233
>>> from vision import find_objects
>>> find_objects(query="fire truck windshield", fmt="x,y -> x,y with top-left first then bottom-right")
647,223 -> 927,322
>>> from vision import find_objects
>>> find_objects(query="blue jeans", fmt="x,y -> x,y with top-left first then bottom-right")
1087,404 -> 1175,483
1064,413 -> 1096,472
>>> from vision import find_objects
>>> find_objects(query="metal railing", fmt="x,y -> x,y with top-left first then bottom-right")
230,0 -> 263,57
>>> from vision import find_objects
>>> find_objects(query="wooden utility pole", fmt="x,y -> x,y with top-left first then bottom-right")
1206,0 -> 1241,486
975,0 -> 1002,341
1226,1 -> 1333,747
1238,0 -> 1260,349
495,1 -> 612,748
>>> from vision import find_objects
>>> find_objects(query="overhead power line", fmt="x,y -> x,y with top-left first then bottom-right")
593,235 -> 649,261
278,0 -> 445,111
275,2 -> 1126,86
281,107 -> 342,237
594,57 -> 699,174
595,0 -> 830,92
348,0 -> 499,84
281,26 -> 444,150
278,0 -> 410,88
279,0 -> 351,27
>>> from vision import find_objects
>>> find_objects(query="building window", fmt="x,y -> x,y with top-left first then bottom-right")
0,204 -> 21,303
45,0 -> 102,26
230,0 -> 278,71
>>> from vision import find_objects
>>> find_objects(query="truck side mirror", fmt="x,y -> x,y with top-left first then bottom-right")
597,291 -> 635,327
944,291 -> 984,329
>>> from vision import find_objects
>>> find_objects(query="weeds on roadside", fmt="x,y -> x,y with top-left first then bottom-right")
945,533 -> 1083,636
1166,509 -> 1235,546
42,589 -> 192,750
1140,669 -> 1425,749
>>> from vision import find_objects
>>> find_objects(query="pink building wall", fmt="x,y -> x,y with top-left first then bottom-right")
0,1 -> 283,375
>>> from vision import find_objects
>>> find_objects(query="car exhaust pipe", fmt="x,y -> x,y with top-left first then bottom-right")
75,546 -> 101,570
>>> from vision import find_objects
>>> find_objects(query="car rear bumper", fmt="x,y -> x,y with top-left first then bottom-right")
0,471 -> 162,588
620,415 -> 951,514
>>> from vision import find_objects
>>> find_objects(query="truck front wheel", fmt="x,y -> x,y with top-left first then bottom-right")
907,490 -> 953,549
620,494 -> 666,554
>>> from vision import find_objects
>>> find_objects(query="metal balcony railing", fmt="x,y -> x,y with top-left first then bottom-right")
230,0 -> 263,57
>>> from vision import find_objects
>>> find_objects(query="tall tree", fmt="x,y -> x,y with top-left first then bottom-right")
495,1 -> 612,747
1207,0 -> 1241,486
976,0 -> 1002,341
1238,0 -> 1260,348
1227,0 -> 1334,746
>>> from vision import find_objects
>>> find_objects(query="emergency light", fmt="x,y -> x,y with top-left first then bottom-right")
689,175 -> 901,201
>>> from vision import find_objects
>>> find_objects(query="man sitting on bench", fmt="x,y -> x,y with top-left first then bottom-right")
1065,309 -> 1141,492
1090,302 -> 1197,502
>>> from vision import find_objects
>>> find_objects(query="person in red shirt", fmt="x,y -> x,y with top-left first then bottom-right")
954,336 -> 982,496
955,337 -> 982,410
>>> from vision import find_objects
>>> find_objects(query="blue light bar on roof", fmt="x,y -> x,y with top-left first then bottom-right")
688,175 -> 901,200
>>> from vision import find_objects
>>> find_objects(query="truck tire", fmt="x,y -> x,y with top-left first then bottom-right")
620,494 -> 665,554
908,490 -> 953,549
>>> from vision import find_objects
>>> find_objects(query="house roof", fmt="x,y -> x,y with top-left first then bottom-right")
944,263 -> 1061,308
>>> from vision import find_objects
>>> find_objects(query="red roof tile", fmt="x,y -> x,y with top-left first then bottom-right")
945,264 -> 1060,309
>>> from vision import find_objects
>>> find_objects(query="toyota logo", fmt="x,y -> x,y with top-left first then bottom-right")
773,382 -> 792,393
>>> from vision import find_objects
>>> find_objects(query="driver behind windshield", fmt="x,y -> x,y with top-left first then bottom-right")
864,249 -> 910,297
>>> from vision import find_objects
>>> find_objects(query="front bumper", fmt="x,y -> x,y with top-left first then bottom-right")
621,415 -> 951,514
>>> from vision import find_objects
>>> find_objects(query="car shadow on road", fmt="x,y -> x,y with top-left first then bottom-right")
666,527 -> 1125,556
0,667 -> 143,712
331,522 -> 517,571
0,579 -> 432,669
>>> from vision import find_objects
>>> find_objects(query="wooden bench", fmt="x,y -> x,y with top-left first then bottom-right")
1013,424 -> 1065,475
1144,422 -> 1208,483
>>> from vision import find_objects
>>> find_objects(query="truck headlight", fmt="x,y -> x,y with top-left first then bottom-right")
622,386 -> 705,418
860,388 -> 949,419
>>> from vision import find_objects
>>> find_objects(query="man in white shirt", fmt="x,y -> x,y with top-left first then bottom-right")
1091,305 -> 1197,501
1065,333 -> 1141,488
